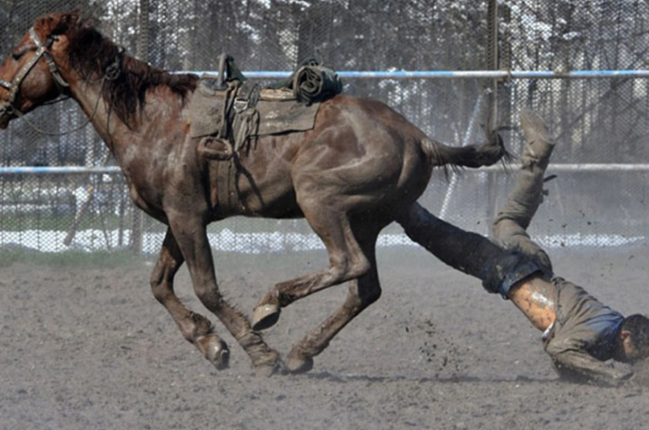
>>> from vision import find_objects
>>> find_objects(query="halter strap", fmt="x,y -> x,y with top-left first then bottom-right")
0,27 -> 69,105
0,28 -> 125,136
0,77 -> 10,89
0,39 -> 123,137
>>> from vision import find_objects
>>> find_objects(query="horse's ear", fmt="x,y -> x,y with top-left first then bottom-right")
50,11 -> 81,35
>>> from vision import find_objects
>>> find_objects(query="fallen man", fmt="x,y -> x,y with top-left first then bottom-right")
397,111 -> 649,386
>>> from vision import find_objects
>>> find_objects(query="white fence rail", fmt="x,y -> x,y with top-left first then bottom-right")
3,164 -> 649,175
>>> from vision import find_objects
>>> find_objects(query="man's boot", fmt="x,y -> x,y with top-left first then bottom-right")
520,109 -> 555,170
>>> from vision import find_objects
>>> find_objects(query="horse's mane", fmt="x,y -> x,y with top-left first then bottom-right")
62,18 -> 198,127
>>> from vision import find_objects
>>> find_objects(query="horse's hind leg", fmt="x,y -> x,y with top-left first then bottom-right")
162,220 -> 283,376
286,222 -> 382,373
252,205 -> 371,331
150,229 -> 229,369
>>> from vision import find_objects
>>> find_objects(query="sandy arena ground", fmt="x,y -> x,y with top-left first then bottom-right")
1,244 -> 648,430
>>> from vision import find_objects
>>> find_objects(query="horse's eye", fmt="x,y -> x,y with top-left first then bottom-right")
11,45 -> 31,61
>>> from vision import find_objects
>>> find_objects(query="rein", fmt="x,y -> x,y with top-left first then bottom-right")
0,27 -> 122,136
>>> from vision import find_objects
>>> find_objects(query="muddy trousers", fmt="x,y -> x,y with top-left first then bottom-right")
398,167 -> 552,297
398,112 -> 555,296
492,112 -> 555,276
491,161 -> 553,276
398,203 -> 542,298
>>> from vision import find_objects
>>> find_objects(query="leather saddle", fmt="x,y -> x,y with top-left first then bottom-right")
188,54 -> 342,161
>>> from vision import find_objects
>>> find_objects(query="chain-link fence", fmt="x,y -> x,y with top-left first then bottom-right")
0,0 -> 647,257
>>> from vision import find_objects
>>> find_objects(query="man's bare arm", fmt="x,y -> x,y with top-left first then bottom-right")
507,276 -> 556,331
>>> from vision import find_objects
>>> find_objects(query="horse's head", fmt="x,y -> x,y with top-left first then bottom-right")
0,12 -> 79,129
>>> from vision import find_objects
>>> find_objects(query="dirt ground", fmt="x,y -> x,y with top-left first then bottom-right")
1,243 -> 648,430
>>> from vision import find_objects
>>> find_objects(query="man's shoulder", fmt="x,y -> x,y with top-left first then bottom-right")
552,277 -> 605,310
552,276 -> 582,291
552,277 -> 623,319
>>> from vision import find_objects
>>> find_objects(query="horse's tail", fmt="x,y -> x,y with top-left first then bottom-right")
422,128 -> 510,177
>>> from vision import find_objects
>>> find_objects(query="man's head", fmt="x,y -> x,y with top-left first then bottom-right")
618,314 -> 649,363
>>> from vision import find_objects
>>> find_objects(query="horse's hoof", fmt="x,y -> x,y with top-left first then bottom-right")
254,357 -> 287,377
200,335 -> 230,370
286,350 -> 314,374
252,303 -> 281,331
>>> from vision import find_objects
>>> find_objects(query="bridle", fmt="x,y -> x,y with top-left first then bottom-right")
0,27 -> 122,136
0,27 -> 69,109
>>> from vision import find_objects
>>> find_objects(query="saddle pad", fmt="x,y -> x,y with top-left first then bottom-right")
188,81 -> 321,139
188,84 -> 228,138
256,99 -> 320,136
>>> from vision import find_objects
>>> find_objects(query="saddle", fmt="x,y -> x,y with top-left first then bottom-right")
188,54 -> 342,161
188,54 -> 342,218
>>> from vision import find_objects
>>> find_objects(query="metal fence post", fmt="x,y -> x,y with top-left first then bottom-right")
485,0 -> 499,236
130,0 -> 150,256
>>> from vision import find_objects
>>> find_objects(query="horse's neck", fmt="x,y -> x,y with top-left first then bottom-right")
68,73 -> 177,165
69,79 -> 127,153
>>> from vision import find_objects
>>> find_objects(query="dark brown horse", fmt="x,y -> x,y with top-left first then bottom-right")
0,12 -> 506,376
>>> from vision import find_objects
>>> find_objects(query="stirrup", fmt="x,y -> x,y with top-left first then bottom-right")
198,136 -> 233,161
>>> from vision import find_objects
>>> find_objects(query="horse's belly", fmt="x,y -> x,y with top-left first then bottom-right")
238,181 -> 301,218
208,161 -> 300,219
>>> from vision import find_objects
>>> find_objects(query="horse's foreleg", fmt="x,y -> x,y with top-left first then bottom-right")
167,216 -> 283,376
286,235 -> 381,373
151,228 -> 229,370
252,207 -> 371,331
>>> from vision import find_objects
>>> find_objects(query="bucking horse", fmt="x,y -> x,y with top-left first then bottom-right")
0,12 -> 507,376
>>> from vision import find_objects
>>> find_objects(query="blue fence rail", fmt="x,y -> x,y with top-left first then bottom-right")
186,70 -> 649,80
